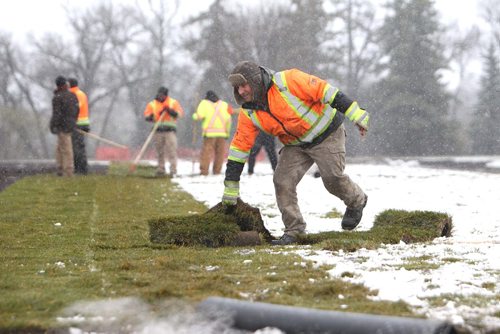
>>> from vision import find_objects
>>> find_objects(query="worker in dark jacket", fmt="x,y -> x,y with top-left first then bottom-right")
50,76 -> 79,177
247,131 -> 278,175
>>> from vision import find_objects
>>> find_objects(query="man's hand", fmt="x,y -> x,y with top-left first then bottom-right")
167,108 -> 178,118
354,109 -> 369,137
222,180 -> 239,206
356,123 -> 367,137
160,108 -> 178,118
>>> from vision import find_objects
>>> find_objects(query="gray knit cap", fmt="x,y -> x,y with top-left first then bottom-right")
228,61 -> 265,105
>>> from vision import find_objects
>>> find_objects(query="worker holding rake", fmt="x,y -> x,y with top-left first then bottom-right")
144,86 -> 184,177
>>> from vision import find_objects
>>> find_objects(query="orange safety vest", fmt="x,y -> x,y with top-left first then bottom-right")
192,99 -> 233,138
143,96 -> 184,128
229,68 -> 356,163
69,86 -> 89,126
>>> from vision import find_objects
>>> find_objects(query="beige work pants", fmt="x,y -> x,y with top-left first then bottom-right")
154,131 -> 177,175
273,124 -> 365,236
199,137 -> 227,175
56,132 -> 74,177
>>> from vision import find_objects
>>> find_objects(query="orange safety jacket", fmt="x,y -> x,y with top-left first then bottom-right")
143,97 -> 184,129
69,86 -> 89,126
228,68 -> 362,164
192,99 -> 234,138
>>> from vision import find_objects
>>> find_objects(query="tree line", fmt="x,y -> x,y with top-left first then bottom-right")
0,0 -> 499,160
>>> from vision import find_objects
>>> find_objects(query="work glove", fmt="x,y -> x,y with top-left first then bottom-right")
346,107 -> 370,132
355,109 -> 370,131
355,109 -> 369,138
79,125 -> 90,133
145,115 -> 154,122
167,108 -> 178,118
345,103 -> 370,137
222,180 -> 239,206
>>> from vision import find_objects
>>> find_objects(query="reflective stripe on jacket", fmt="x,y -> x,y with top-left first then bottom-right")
228,68 -> 342,163
69,86 -> 89,126
192,99 -> 233,138
143,97 -> 184,128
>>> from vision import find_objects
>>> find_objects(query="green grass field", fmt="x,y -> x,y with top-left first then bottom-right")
0,165 -> 448,331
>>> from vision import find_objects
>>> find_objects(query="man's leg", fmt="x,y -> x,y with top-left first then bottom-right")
59,132 -> 74,177
247,140 -> 263,174
212,137 -> 226,175
273,146 -> 313,237
263,136 -> 278,171
310,124 -> 367,230
310,124 -> 365,208
154,132 -> 166,174
164,132 -> 178,176
55,134 -> 63,176
199,137 -> 214,176
72,129 -> 88,174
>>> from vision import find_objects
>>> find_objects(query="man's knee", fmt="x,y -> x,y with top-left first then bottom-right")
273,172 -> 293,192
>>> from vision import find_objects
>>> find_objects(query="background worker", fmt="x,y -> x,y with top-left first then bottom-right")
222,61 -> 370,245
68,78 -> 89,175
144,86 -> 184,177
247,130 -> 278,175
49,76 -> 79,177
192,90 -> 234,175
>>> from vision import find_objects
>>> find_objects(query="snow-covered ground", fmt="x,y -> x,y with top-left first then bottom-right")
174,158 -> 500,332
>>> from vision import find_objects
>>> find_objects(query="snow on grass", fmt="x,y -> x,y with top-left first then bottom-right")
174,158 -> 500,331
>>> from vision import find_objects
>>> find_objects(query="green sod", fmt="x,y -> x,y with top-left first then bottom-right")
0,163 -> 454,331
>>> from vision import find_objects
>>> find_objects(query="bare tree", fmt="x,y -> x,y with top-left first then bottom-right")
33,3 -> 125,114
28,3 -> 145,151
326,0 -> 381,96
110,0 -> 191,147
481,0 -> 500,48
0,33 -> 50,158
131,0 -> 181,88
444,26 -> 481,118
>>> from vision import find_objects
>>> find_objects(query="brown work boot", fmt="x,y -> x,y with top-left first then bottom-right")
341,195 -> 368,231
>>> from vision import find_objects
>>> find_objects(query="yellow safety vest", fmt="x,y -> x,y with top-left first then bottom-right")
193,99 -> 232,138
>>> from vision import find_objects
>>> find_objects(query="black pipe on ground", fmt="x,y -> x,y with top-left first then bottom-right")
197,297 -> 458,334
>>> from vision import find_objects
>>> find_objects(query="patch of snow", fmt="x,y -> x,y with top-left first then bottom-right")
55,261 -> 65,268
173,158 -> 500,331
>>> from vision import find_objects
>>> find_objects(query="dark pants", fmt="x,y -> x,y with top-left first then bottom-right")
248,132 -> 277,174
72,126 -> 89,175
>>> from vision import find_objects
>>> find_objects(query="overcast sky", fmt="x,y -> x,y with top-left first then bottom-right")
0,0 -> 487,91
0,0 -> 484,40
0,0 -> 211,40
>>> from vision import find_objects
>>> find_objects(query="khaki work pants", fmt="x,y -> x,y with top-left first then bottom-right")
154,131 -> 177,175
273,124 -> 365,236
56,132 -> 74,177
199,137 -> 227,175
